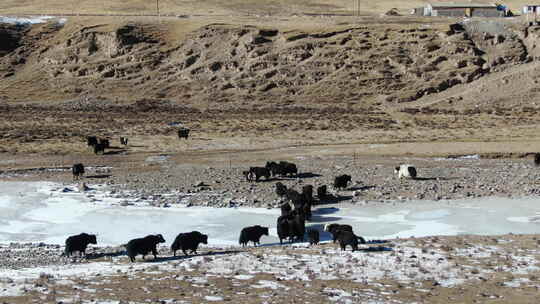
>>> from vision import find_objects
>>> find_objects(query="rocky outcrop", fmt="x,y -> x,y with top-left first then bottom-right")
0,20 -> 533,105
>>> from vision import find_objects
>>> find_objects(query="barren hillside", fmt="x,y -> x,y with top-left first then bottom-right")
1,3 -> 540,154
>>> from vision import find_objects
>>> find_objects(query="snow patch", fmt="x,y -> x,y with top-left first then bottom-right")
0,16 -> 66,25
251,280 -> 289,290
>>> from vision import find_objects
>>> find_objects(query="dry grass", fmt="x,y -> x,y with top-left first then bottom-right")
0,0 -> 426,16
0,0 -> 537,17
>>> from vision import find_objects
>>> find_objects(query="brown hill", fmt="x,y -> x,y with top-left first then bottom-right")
1,14 -> 540,154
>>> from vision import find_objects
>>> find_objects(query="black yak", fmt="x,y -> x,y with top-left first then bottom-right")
64,233 -> 97,257
249,167 -> 271,182
120,137 -> 129,146
266,161 -> 284,177
72,163 -> 85,180
290,210 -> 306,242
275,182 -> 287,197
239,225 -> 268,247
336,230 -> 366,252
277,210 -> 305,244
281,202 -> 292,216
334,174 -> 352,190
277,215 -> 292,244
302,185 -> 313,204
178,128 -> 190,139
93,143 -> 106,155
86,136 -> 98,147
265,161 -> 298,177
535,153 -> 540,166
279,161 -> 298,177
324,223 -> 354,243
286,189 -> 311,221
317,185 -> 327,201
301,185 -> 314,219
126,234 -> 166,262
99,138 -> 110,149
307,229 -> 320,245
171,231 -> 208,256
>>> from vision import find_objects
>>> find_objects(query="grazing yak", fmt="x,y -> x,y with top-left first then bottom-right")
86,136 -> 98,147
317,185 -> 327,200
302,185 -> 314,205
249,167 -> 271,182
280,202 -> 292,216
99,138 -> 110,149
395,164 -> 417,179
324,223 -> 354,243
171,231 -> 208,256
334,174 -> 352,190
126,234 -> 166,262
279,161 -> 298,177
64,233 -> 97,257
336,230 -> 366,252
178,128 -> 190,140
307,229 -> 320,245
239,225 -> 268,247
535,153 -> 540,166
72,163 -> 85,180
277,209 -> 306,244
265,161 -> 279,176
275,182 -> 287,197
302,185 -> 315,211
120,137 -> 129,146
277,215 -> 292,244
265,161 -> 298,177
286,189 -> 312,221
93,143 -> 106,155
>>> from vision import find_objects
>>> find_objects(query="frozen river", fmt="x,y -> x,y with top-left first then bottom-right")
0,181 -> 539,246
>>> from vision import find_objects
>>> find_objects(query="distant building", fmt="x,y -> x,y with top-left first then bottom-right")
415,3 -> 505,17
523,4 -> 540,14
523,5 -> 540,23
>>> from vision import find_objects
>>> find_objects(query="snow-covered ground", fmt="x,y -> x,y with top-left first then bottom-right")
1,181 -> 540,302
0,16 -> 66,25
1,181 -> 540,246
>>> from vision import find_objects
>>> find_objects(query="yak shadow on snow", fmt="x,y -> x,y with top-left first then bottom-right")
413,176 -> 459,181
317,195 -> 352,205
308,215 -> 342,223
347,185 -> 376,191
296,172 -> 322,179
413,177 -> 439,181
85,174 -> 112,179
307,207 -> 341,223
356,246 -> 393,252
312,207 -> 340,215
85,250 -> 126,260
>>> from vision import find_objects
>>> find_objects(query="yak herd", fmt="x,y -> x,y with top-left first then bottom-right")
63,221 -> 365,262
64,158 -> 376,262
84,128 -> 189,155
68,131 -> 540,263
